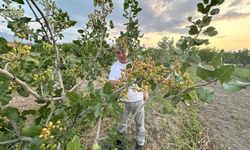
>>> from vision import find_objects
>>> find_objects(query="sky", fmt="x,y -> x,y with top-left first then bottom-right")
1,0 -> 250,51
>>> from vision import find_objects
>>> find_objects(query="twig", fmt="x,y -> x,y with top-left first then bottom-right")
25,0 -> 50,42
0,137 -> 32,145
9,120 -> 20,137
52,96 -> 64,101
0,69 -> 43,101
4,62 -> 9,70
175,79 -> 217,98
94,115 -> 102,144
46,101 -> 55,126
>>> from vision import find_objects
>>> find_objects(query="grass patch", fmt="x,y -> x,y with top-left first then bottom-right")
233,67 -> 250,82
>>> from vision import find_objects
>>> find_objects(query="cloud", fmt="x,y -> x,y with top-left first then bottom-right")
214,0 -> 250,21
228,0 -> 244,7
137,0 -> 199,34
215,11 -> 250,21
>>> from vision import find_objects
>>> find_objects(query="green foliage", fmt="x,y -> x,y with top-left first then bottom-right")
92,144 -> 101,150
66,135 -> 83,150
0,37 -> 12,54
22,125 -> 42,137
222,80 -> 250,93
3,106 -> 21,123
215,64 -> 235,83
233,68 -> 250,82
197,63 -> 215,81
12,0 -> 24,4
0,76 -> 12,106
196,87 -> 214,102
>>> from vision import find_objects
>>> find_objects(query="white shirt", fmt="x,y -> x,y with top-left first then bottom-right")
109,60 -> 143,102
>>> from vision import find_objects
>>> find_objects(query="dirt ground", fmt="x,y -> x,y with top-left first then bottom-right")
198,82 -> 250,150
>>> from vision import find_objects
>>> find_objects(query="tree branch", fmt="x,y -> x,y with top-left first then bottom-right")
4,62 -> 9,70
9,120 -> 20,137
0,136 -> 32,145
26,0 -> 50,42
30,0 -> 65,94
0,69 -> 43,101
94,115 -> 102,144
46,101 -> 55,126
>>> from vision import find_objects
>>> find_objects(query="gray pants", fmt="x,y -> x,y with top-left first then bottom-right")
118,100 -> 145,145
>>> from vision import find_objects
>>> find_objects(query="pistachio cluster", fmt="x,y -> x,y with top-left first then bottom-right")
115,36 -> 129,51
33,68 -> 53,82
115,58 -> 193,99
39,121 -> 66,150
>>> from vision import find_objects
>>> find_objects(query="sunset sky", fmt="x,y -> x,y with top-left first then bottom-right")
0,0 -> 250,51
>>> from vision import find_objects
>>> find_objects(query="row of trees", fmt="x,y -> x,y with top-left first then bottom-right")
196,48 -> 250,66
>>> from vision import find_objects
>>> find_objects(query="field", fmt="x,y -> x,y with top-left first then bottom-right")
233,67 -> 250,82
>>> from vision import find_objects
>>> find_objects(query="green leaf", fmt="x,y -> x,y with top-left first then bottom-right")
103,82 -> 112,94
197,64 -> 215,81
193,39 -> 209,46
124,2 -> 129,9
17,87 -> 30,97
0,37 -> 12,54
12,0 -> 24,4
54,88 -> 63,97
222,80 -> 250,93
66,135 -> 83,150
203,26 -> 218,37
210,54 -> 222,68
22,109 -> 37,116
28,137 -> 41,150
20,17 -> 31,23
93,144 -> 101,150
22,125 -> 42,137
94,103 -> 101,118
196,87 -> 214,102
187,53 -> 201,65
210,8 -> 220,15
77,29 -> 84,33
215,64 -> 235,83
69,21 -> 77,26
211,0 -> 225,5
189,25 -> 199,35
23,55 -> 39,68
87,81 -> 94,92
66,91 -> 82,106
0,76 -> 12,106
203,0 -> 209,4
197,3 -> 205,14
201,16 -> 212,27
3,106 -> 21,123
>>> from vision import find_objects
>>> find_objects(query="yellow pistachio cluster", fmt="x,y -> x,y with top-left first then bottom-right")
33,68 -> 53,82
39,121 -> 66,150
115,58 -> 193,98
8,81 -> 17,92
0,115 -> 9,129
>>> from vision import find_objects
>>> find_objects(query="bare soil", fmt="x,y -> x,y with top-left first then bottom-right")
198,82 -> 250,150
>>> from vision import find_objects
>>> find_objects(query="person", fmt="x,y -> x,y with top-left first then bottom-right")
109,45 -> 149,150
